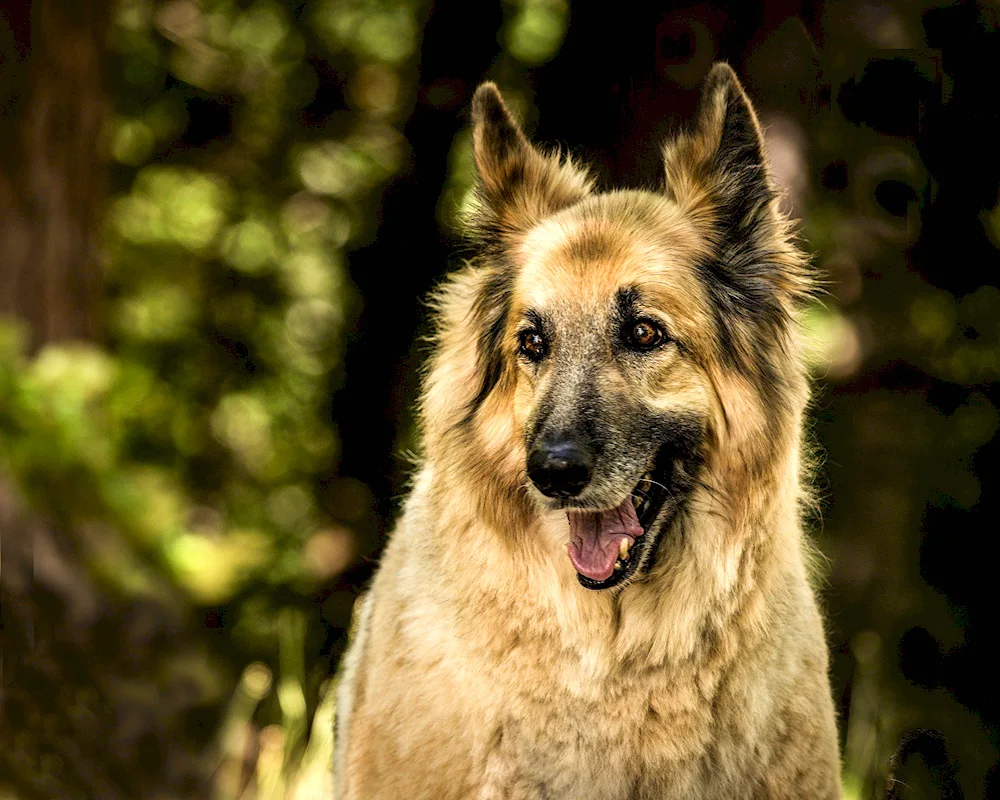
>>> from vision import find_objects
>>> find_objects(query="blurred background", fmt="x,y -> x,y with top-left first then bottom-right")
1,0 -> 998,798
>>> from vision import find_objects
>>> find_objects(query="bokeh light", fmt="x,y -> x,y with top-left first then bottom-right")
3,1 -> 1000,798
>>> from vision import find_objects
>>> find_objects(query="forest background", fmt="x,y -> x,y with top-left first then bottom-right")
2,0 -> 1000,798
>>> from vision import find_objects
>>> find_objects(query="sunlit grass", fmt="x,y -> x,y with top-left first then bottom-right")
213,610 -> 337,800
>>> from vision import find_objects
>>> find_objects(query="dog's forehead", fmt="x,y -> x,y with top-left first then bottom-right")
511,195 -> 710,320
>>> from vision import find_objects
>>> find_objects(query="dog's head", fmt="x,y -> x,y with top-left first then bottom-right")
423,64 -> 813,591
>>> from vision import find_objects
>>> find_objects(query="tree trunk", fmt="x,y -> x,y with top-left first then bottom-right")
0,0 -> 107,346
0,4 -> 149,799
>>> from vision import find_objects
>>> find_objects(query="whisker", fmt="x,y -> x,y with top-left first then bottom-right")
639,478 -> 671,493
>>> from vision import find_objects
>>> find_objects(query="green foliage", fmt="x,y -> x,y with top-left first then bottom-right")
909,285 -> 1000,383
8,0 -> 998,796
91,0 -> 428,603
503,0 -> 569,65
0,0 -> 435,793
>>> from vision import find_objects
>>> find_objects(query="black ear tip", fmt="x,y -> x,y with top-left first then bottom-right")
472,82 -> 506,122
471,81 -> 527,157
702,62 -> 744,96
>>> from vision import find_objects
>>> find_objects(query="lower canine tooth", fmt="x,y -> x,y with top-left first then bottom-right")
619,538 -> 630,560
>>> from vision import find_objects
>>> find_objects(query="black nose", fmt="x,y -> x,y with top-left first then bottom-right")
527,439 -> 594,498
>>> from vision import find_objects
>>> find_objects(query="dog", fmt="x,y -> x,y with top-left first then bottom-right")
334,63 -> 842,799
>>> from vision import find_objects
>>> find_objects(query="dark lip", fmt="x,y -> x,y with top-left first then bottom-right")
575,446 -> 676,591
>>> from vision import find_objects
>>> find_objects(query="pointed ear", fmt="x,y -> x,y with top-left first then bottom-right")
663,62 -> 772,216
664,63 -> 813,308
469,83 -> 592,244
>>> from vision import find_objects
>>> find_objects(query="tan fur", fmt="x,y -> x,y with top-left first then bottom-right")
336,64 -> 841,799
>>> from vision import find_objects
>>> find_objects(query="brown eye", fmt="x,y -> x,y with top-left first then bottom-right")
518,329 -> 547,362
629,319 -> 666,351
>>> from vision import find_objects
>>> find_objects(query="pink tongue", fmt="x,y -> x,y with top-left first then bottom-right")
567,499 -> 644,582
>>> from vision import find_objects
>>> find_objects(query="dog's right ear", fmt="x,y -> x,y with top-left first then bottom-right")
469,83 -> 592,244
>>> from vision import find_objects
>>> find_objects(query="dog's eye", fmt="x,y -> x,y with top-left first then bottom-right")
518,329 -> 548,362
628,319 -> 666,351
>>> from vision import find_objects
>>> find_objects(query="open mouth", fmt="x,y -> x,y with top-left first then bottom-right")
567,447 -> 675,591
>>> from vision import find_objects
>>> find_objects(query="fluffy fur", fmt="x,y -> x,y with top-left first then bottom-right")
335,63 -> 841,799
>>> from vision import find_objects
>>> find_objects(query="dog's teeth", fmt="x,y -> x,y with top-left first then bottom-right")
619,538 -> 630,561
614,559 -> 622,571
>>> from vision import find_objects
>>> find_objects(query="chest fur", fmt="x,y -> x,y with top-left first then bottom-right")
406,607 -> 767,800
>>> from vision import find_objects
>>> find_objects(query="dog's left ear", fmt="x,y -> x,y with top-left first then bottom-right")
469,83 -> 592,245
664,63 -> 812,304
663,63 -> 772,218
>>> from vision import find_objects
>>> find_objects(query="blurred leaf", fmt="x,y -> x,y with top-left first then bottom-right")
504,0 -> 569,65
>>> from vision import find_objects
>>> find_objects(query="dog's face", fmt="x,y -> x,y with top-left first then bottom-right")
428,64 -> 812,591
509,201 -> 714,588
